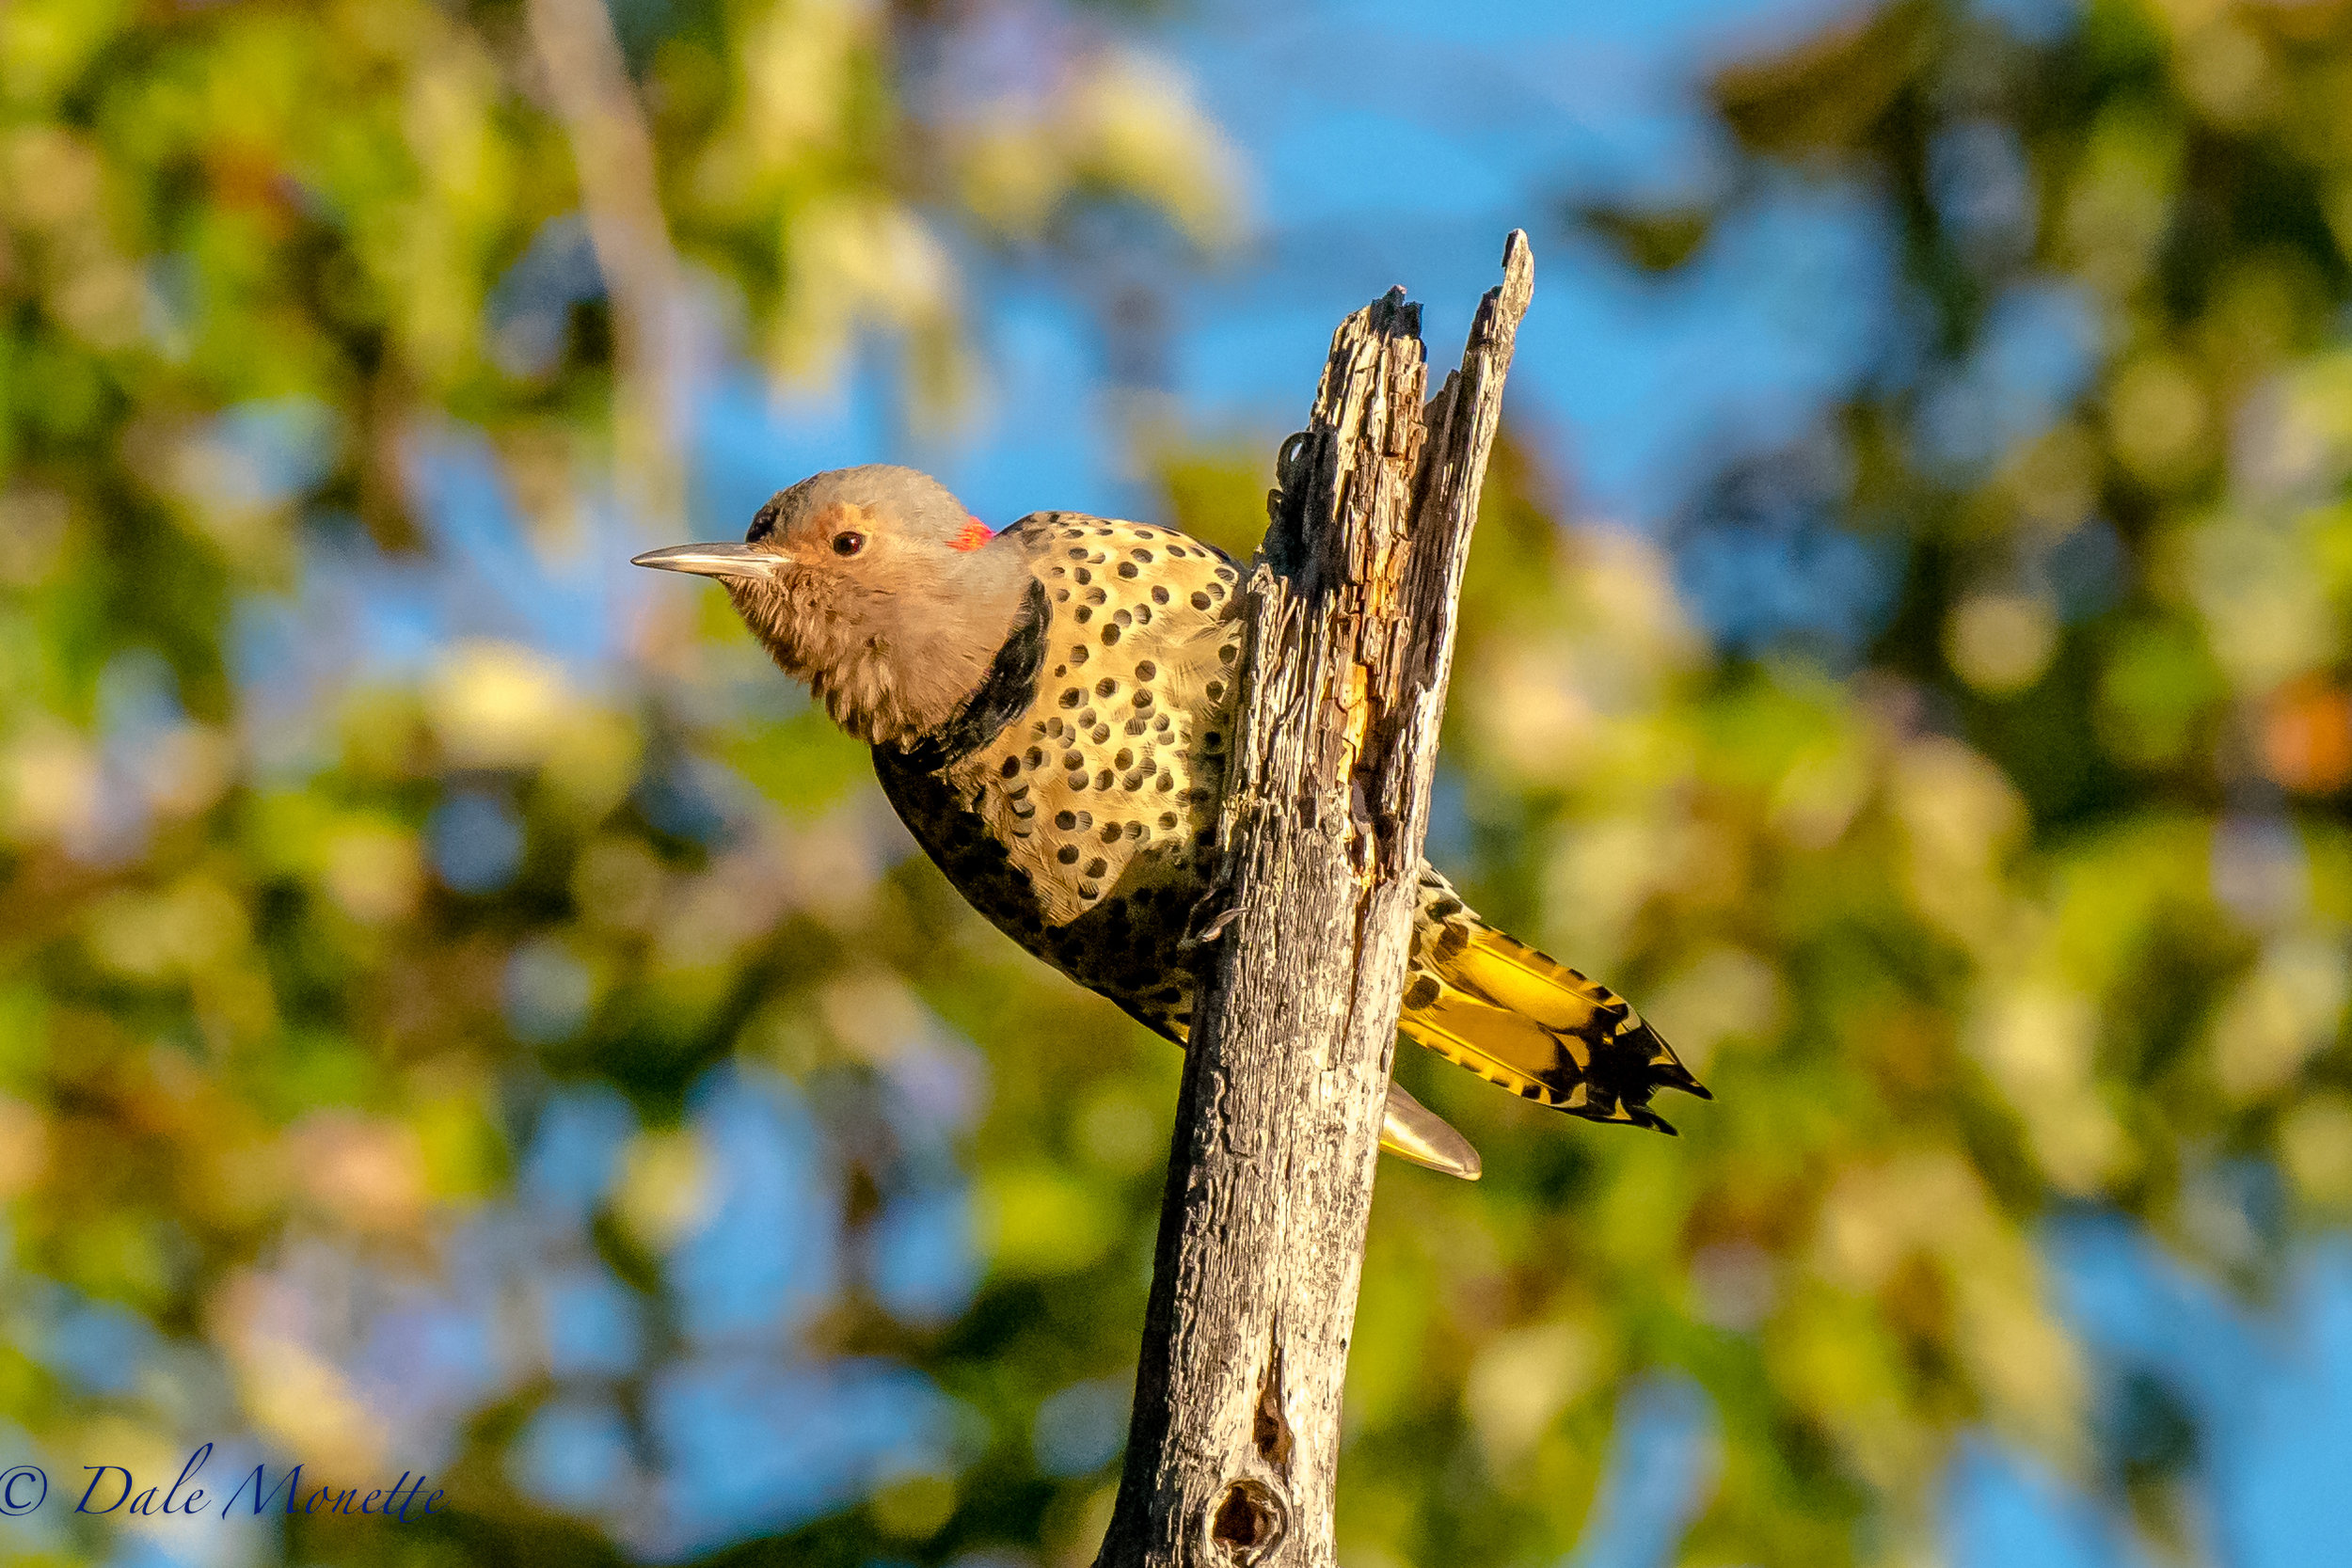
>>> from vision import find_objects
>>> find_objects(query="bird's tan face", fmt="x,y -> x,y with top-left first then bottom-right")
633,464 -> 1027,747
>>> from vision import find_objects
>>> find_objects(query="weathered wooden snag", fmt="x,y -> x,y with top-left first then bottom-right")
1094,231 -> 1534,1568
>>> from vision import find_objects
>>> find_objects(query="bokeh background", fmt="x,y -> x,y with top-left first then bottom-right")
4,0 -> 2351,1564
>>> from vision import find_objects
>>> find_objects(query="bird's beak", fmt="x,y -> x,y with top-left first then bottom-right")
629,543 -> 790,580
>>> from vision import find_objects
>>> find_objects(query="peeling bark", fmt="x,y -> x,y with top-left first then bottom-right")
1095,232 -> 1535,1568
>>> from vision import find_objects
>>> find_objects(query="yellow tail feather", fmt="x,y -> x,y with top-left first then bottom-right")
1403,926 -> 1708,1134
1397,981 -> 1598,1110
1444,930 -> 1618,1038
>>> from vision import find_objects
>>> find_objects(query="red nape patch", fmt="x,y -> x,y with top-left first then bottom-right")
949,516 -> 993,551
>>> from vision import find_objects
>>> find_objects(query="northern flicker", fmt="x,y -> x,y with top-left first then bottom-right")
635,464 -> 1708,1177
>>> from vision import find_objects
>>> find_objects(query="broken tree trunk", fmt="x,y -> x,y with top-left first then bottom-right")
1094,231 -> 1535,1568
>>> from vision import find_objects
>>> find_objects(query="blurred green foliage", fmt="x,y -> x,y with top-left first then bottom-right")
0,1 -> 2348,1567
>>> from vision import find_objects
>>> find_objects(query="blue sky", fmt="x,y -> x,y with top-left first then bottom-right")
689,0 -> 1899,536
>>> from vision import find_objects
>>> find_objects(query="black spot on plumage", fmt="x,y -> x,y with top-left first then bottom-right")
1190,591 -> 1213,610
1103,625 -> 1121,645
1136,661 -> 1157,680
1097,678 -> 1118,697
1055,810 -> 1077,830
1061,688 -> 1083,708
1134,690 -> 1153,709
1152,586 -> 1170,605
1405,975 -> 1442,1009
1062,750 -> 1084,769
1218,642 -> 1237,663
1075,567 -> 1092,585
1095,768 -> 1114,790
1125,718 -> 1147,736
1057,845 -> 1079,864
1076,607 -> 1092,624
1000,756 -> 1020,778
1086,858 -> 1108,878
1118,562 -> 1138,578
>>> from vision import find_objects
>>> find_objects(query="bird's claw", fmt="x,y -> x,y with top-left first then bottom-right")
1184,898 -> 1243,949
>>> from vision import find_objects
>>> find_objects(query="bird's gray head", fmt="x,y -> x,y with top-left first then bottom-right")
633,464 -> 1028,747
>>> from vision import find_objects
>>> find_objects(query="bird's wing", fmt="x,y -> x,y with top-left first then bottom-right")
966,514 -> 1243,927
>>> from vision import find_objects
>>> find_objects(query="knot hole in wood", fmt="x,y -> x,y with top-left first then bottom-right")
1206,1478 -> 1286,1566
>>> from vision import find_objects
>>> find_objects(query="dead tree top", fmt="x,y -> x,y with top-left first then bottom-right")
1097,231 -> 1534,1568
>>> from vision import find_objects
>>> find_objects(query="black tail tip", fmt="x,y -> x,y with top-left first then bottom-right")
1645,1052 -> 1711,1101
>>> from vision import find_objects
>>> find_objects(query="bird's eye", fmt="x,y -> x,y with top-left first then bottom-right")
832,531 -> 866,558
